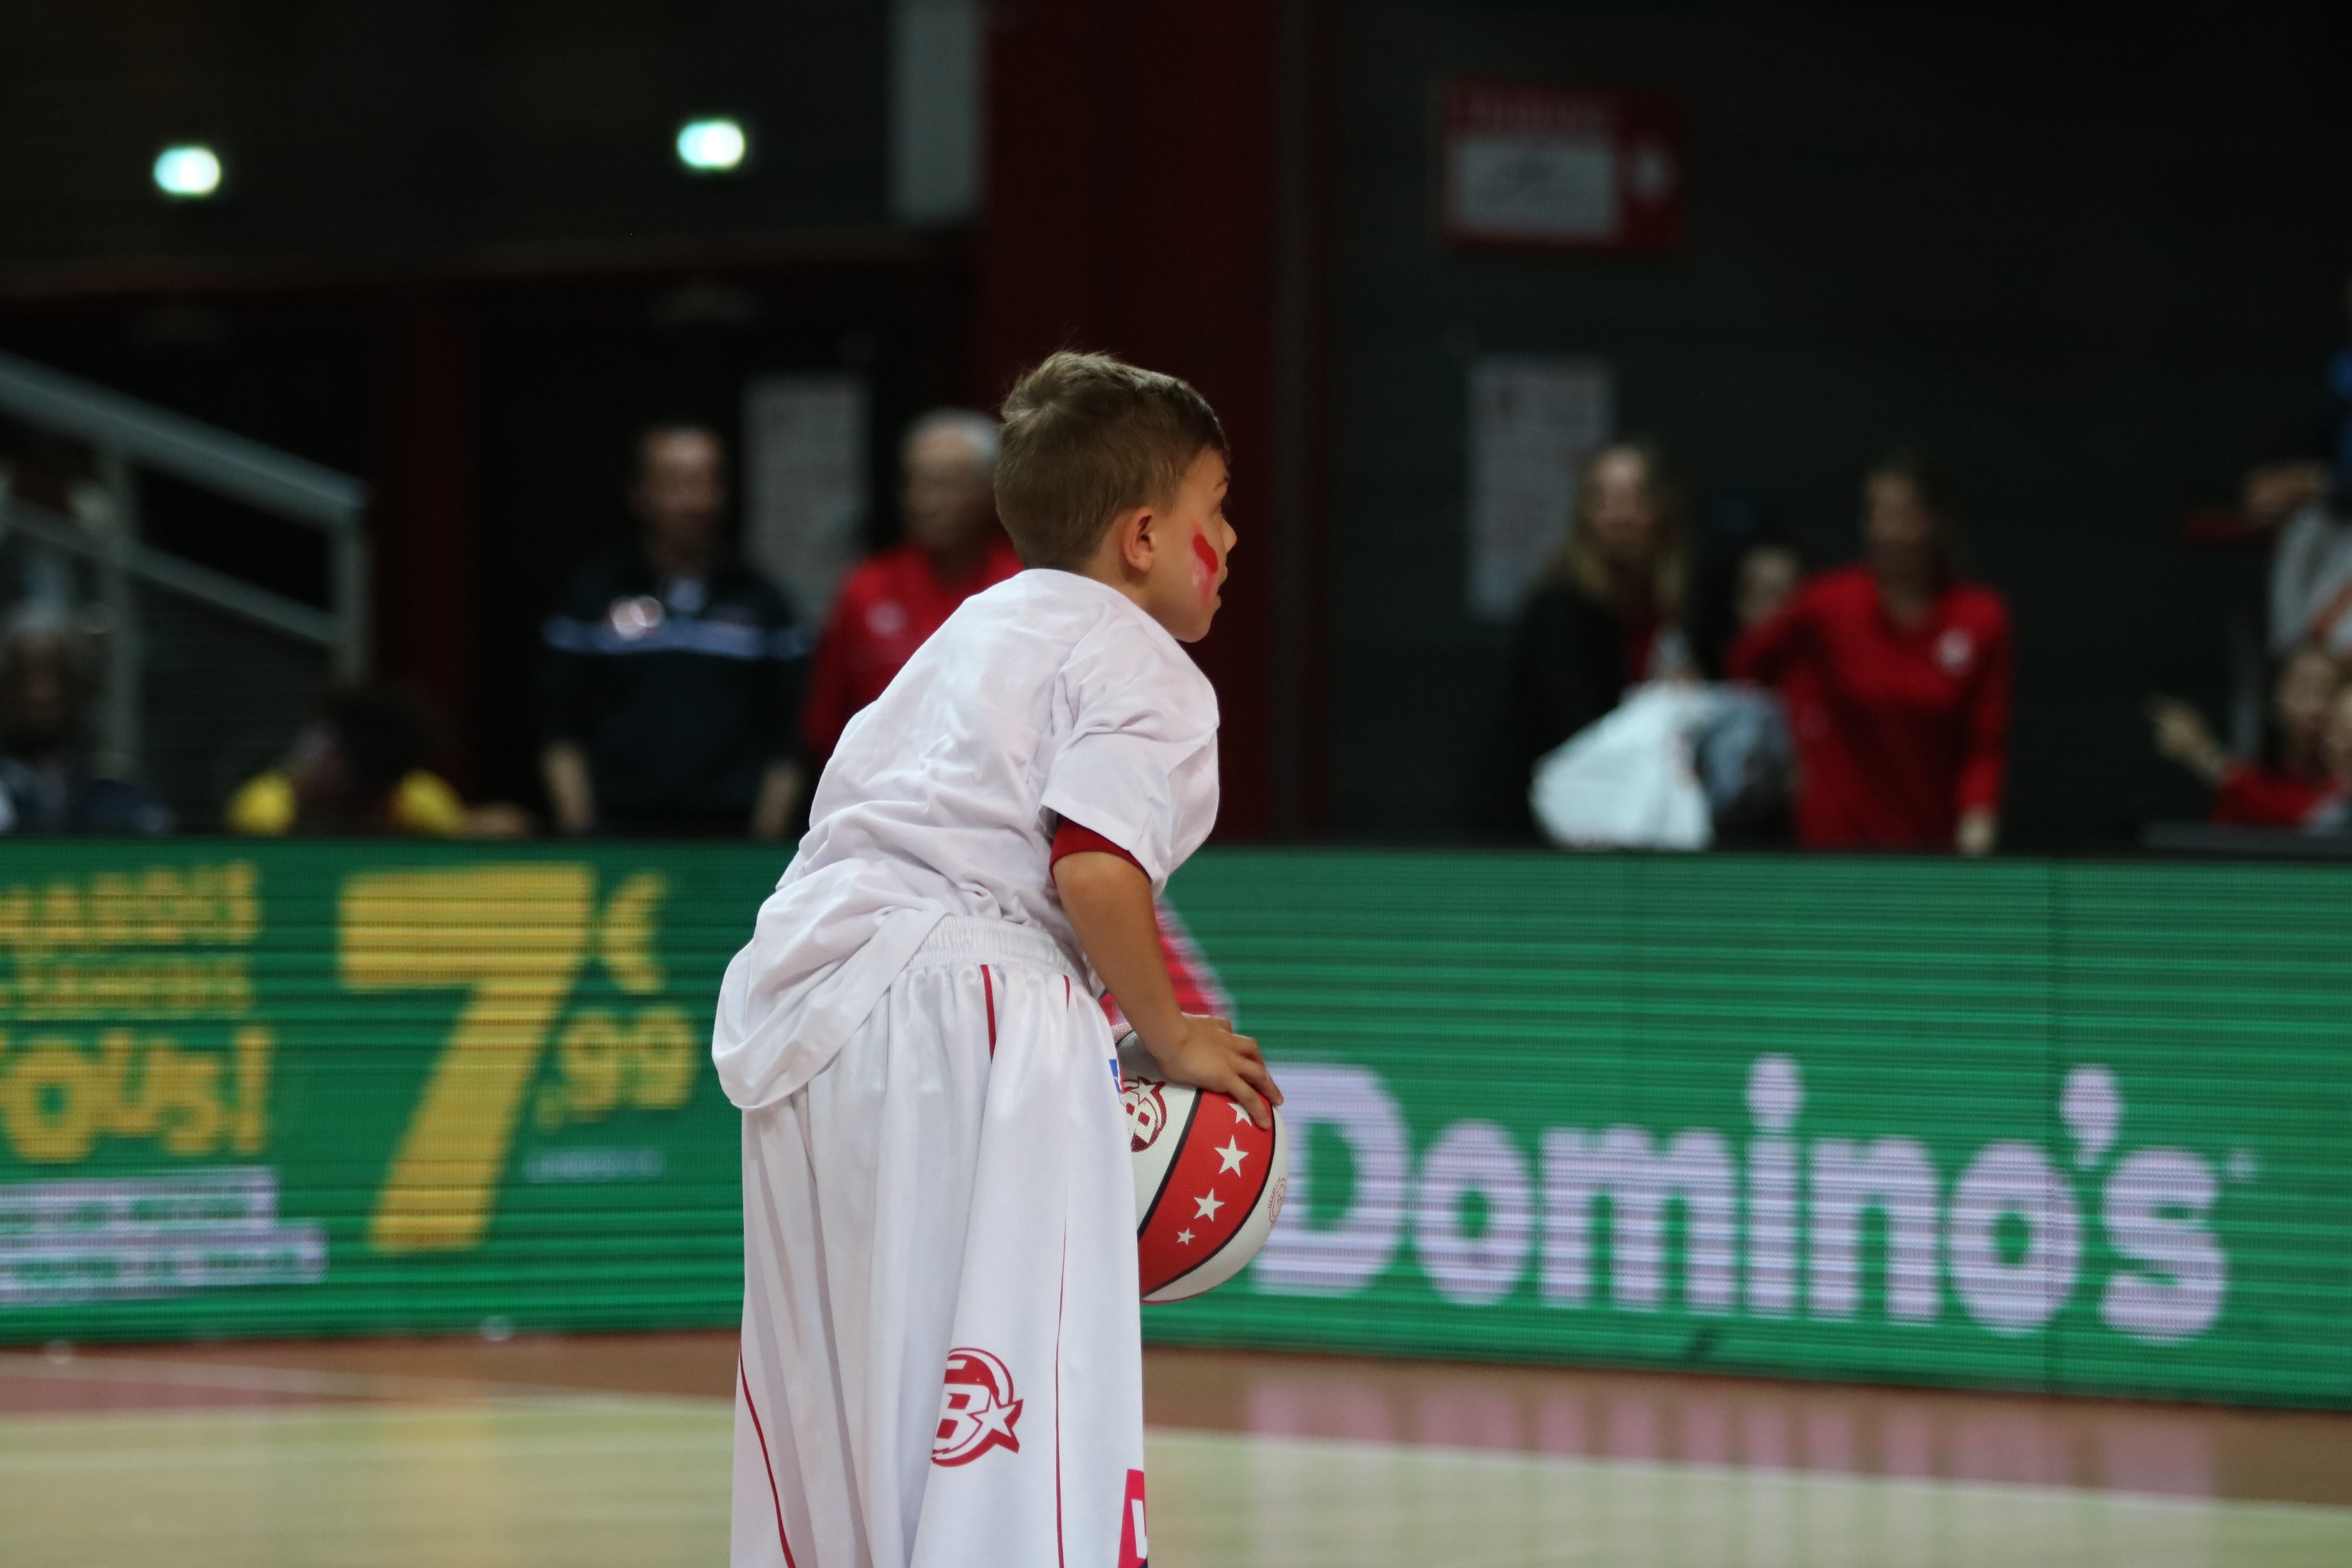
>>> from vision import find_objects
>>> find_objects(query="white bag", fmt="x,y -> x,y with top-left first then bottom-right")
1529,684 -> 1717,850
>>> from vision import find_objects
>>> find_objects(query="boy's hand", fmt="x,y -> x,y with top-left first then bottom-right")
1142,1013 -> 1283,1130
1054,845 -> 1283,1129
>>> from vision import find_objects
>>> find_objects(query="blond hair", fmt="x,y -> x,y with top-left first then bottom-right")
994,352 -> 1227,569
1542,439 -> 1687,615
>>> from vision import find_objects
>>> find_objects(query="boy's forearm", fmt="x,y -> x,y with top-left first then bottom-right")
1052,851 -> 1183,1049
1054,846 -> 1282,1127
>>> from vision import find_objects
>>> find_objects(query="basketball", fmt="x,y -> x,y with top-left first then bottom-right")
1117,1033 -> 1291,1303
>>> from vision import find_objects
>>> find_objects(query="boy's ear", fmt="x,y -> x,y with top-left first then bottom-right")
1118,503 -> 1158,575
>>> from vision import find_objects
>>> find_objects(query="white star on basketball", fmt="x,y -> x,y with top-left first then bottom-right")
1175,1229 -> 1195,1246
1230,1102 -> 1251,1123
1216,1138 -> 1249,1174
1194,1190 -> 1224,1221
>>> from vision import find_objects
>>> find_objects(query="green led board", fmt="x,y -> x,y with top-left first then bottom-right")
0,844 -> 2344,1409
0,844 -> 771,1340
1149,852 -> 2351,1409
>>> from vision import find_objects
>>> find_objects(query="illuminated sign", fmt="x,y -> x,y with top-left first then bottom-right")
0,845 -> 2344,1414
1442,81 -> 1685,253
1150,853 -> 2351,1410
0,847 -> 762,1337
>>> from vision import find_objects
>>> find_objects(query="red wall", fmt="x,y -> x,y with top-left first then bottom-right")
977,1 -> 1289,838
369,296 -> 480,782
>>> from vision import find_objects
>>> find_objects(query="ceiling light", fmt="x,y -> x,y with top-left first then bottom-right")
677,119 -> 747,173
153,145 -> 223,199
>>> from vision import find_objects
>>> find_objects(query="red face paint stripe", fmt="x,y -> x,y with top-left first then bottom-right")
983,965 -> 997,1057
1189,530 -> 1221,598
739,1361 -> 800,1568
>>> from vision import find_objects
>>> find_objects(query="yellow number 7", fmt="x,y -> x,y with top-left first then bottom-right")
341,865 -> 594,1253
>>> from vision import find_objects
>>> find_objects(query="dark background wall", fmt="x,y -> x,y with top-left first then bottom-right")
1326,0 -> 2352,846
0,1 -> 952,816
0,0 -> 1307,835
0,1 -> 891,281
4,0 -> 2350,845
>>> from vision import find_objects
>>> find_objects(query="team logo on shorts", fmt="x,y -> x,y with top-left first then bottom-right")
933,1347 -> 1023,1466
1122,1080 -> 1170,1152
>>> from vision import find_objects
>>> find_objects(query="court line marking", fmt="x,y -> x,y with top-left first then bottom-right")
0,1350 -> 729,1411
1140,1428 -> 2352,1525
0,1400 -> 733,1471
10,1405 -> 2350,1529
13,1360 -> 2350,1522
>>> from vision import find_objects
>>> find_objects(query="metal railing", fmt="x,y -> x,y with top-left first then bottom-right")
0,349 -> 368,772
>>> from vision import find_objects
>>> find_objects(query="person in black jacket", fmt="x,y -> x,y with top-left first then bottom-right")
541,421 -> 809,838
1473,439 -> 1690,839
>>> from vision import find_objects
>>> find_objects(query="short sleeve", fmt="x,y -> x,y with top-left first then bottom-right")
1050,818 -> 1144,872
1038,619 -> 1220,888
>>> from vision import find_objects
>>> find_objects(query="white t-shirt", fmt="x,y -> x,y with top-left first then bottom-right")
711,569 -> 1221,1110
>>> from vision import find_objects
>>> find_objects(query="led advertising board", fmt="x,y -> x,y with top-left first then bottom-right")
0,846 -> 2342,1409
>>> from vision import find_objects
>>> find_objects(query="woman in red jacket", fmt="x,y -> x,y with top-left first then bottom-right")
1731,451 -> 2013,854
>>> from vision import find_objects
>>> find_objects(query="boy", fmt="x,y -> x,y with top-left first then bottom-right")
713,352 -> 1282,1568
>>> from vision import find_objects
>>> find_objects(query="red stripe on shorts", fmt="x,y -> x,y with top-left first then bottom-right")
1054,1227 -> 1068,1568
738,1360 -> 800,1568
983,965 -> 997,1057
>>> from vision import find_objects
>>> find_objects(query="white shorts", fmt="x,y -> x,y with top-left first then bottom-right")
733,917 -> 1149,1568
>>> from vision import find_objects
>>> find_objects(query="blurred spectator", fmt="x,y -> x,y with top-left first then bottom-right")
1731,449 -> 2012,856
2244,270 -> 2352,657
225,685 -> 527,836
1690,530 -> 1804,679
1676,517 -> 1810,845
801,409 -> 1021,760
2147,644 -> 2339,827
0,606 -> 168,834
1734,542 -> 1804,635
541,421 -> 808,839
1475,440 -> 1690,839
2317,684 -> 2352,828
0,428 -> 110,609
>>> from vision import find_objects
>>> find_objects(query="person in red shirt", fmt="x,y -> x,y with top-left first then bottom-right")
1731,450 -> 2014,854
801,409 -> 1024,758
2147,643 -> 2341,827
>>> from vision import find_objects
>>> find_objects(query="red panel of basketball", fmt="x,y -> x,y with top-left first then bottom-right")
1135,1086 -> 1276,1298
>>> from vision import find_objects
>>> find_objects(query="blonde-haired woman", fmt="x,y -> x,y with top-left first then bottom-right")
1476,440 -> 1690,838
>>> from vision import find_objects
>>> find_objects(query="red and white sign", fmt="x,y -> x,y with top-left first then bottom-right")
1442,81 -> 1685,252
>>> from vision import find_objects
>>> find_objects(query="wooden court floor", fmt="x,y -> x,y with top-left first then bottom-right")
4,1332 -> 2350,1566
